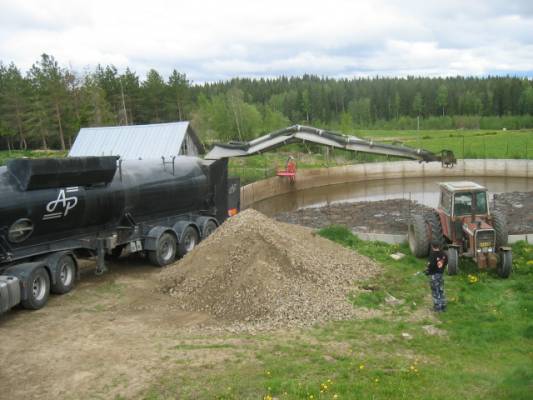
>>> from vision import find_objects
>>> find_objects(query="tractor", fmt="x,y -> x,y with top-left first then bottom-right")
408,181 -> 512,278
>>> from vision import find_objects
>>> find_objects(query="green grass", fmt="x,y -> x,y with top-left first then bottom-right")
2,129 -> 532,184
229,129 -> 533,184
139,228 -> 533,400
0,149 -> 67,165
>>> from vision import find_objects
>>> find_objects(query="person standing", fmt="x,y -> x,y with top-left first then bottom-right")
425,240 -> 448,312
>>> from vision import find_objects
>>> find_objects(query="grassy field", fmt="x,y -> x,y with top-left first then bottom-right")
0,149 -> 66,165
360,129 -> 533,159
228,129 -> 533,184
141,231 -> 533,400
1,129 -> 531,185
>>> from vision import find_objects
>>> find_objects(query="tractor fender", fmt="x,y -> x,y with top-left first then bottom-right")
195,216 -> 219,238
172,221 -> 201,243
4,261 -> 48,301
144,226 -> 177,251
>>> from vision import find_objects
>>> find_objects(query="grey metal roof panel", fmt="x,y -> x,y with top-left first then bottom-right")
439,181 -> 487,191
69,122 -> 191,160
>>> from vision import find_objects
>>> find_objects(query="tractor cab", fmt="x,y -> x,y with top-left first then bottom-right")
438,181 -> 489,219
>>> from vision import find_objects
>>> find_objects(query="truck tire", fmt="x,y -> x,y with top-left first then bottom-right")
408,214 -> 430,258
21,266 -> 50,310
202,220 -> 218,239
447,247 -> 459,275
178,226 -> 199,258
492,210 -> 508,248
148,232 -> 177,267
497,250 -> 512,278
51,254 -> 76,294
426,211 -> 445,246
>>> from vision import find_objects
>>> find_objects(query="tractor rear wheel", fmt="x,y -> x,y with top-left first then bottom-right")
492,210 -> 508,248
408,214 -> 430,258
447,247 -> 459,275
426,211 -> 445,247
497,250 -> 512,278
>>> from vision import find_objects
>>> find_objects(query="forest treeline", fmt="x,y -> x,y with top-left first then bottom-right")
1,54 -> 533,150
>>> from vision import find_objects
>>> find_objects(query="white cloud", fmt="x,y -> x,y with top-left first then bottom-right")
0,0 -> 532,81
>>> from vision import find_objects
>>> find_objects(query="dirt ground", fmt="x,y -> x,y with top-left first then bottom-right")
274,191 -> 533,235
0,258 -> 217,400
0,210 -> 380,400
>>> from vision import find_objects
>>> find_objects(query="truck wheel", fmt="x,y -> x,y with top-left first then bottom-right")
497,250 -> 512,278
202,220 -> 218,239
51,254 -> 76,294
178,226 -> 199,258
447,247 -> 459,275
492,210 -> 508,248
148,232 -> 177,267
21,266 -> 50,310
408,214 -> 430,258
426,211 -> 445,246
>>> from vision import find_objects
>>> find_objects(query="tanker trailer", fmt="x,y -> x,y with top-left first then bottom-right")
0,155 -> 239,314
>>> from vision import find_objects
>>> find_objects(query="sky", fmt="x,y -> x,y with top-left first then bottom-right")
0,0 -> 532,83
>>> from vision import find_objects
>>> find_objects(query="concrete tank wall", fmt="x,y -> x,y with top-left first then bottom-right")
241,159 -> 533,209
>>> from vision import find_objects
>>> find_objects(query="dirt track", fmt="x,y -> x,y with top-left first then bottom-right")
0,210 -> 380,399
0,259 -> 214,400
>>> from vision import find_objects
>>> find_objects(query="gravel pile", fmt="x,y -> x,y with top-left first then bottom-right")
159,209 -> 380,331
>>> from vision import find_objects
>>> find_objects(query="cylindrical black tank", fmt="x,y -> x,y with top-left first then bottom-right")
0,156 -> 210,253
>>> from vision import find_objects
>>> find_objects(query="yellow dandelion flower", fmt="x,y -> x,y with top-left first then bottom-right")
333,395 -> 339,399
359,364 -> 365,370
374,378 -> 379,383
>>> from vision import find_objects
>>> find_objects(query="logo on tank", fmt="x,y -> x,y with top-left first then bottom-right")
42,187 -> 79,220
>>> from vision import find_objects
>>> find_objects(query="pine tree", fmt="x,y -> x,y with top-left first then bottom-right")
167,70 -> 190,121
1,63 -> 30,149
28,54 -> 70,150
436,84 -> 448,116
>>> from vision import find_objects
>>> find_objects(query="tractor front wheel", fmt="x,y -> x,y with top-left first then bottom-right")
497,250 -> 512,278
447,247 -> 459,275
408,214 -> 430,258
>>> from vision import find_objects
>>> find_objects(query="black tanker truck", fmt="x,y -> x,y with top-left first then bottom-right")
0,156 -> 239,314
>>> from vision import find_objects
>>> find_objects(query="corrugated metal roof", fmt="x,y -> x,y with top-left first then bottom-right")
69,121 -> 194,160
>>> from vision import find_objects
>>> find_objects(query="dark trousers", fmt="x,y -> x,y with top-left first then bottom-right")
429,273 -> 446,311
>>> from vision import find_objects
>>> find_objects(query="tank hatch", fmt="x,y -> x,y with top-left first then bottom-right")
7,156 -> 118,191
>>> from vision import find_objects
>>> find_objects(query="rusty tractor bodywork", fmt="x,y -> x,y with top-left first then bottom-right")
408,181 -> 512,278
